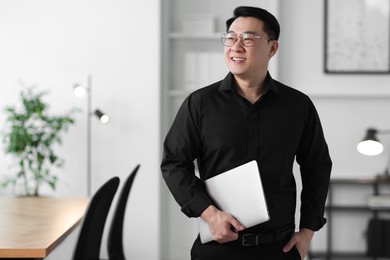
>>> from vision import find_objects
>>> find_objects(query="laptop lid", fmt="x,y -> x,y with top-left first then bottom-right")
197,160 -> 269,243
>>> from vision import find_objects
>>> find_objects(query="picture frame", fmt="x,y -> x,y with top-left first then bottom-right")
324,0 -> 390,74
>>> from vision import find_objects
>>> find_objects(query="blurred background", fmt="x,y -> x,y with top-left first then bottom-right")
0,0 -> 389,259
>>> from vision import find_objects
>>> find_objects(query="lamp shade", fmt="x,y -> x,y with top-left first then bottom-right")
357,129 -> 384,156
94,109 -> 110,124
73,83 -> 87,97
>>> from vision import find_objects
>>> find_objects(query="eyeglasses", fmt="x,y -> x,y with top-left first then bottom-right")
221,32 -> 270,47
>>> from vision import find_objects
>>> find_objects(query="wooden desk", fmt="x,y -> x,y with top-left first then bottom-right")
0,197 -> 89,259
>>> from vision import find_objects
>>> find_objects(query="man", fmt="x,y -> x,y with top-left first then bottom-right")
161,6 -> 332,260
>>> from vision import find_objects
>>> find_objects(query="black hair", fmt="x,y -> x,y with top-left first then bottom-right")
225,6 -> 280,40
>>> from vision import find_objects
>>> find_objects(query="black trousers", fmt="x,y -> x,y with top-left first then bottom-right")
191,235 -> 301,260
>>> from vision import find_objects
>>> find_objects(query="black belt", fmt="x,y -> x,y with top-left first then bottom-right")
238,226 -> 294,246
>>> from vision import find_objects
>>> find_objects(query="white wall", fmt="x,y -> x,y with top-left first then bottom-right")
0,0 -> 160,259
279,0 -> 390,179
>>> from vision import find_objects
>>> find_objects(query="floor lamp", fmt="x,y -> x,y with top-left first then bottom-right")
357,128 -> 390,178
73,75 -> 110,196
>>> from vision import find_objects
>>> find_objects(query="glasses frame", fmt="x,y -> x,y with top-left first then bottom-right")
221,32 -> 271,47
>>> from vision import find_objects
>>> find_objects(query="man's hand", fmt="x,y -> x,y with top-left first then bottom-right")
201,205 -> 245,243
282,228 -> 314,259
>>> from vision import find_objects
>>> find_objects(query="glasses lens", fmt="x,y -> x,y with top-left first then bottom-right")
221,33 -> 237,46
221,33 -> 260,47
241,33 -> 256,46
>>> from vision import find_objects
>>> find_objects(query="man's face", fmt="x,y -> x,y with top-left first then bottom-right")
224,16 -> 277,79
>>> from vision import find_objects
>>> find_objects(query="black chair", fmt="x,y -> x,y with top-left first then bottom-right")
73,176 -> 120,260
107,164 -> 140,260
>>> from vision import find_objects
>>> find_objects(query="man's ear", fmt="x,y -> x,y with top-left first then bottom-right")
268,41 -> 279,58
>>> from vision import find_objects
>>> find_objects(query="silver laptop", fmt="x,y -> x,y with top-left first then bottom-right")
197,160 -> 269,243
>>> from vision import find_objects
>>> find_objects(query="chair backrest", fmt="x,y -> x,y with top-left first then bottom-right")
73,176 -> 120,260
107,165 -> 140,260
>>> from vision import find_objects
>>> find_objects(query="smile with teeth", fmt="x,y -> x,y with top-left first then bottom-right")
231,57 -> 246,61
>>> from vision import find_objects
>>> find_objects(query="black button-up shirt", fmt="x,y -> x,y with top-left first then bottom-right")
161,72 -> 332,231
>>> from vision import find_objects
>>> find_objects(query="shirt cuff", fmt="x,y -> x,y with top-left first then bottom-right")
180,192 -> 213,218
299,214 -> 327,231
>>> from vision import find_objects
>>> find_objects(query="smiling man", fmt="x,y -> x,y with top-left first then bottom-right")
161,6 -> 332,260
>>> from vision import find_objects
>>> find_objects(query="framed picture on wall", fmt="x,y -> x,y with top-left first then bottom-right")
324,0 -> 390,74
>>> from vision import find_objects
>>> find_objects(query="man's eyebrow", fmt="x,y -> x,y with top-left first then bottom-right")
243,31 -> 257,34
227,30 -> 257,34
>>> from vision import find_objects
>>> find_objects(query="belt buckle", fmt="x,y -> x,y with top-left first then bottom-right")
241,233 -> 259,246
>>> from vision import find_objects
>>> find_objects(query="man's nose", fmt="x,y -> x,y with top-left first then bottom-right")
231,38 -> 244,51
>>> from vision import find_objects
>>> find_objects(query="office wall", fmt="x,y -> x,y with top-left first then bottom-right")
279,0 -> 390,173
0,1 -> 160,259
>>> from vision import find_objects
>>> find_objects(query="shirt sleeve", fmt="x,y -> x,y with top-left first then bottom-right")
161,94 -> 213,218
296,98 -> 332,231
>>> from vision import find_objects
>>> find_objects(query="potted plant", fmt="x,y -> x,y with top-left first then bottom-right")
1,87 -> 78,196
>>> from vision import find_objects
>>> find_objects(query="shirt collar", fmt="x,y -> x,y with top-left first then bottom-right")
219,72 -> 280,95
